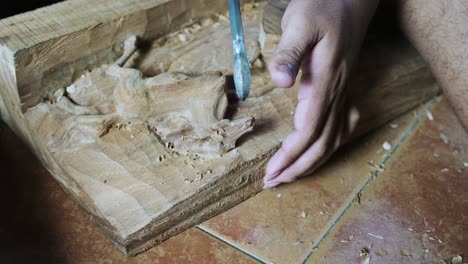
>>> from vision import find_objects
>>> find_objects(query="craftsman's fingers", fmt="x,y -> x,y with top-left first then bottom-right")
264,98 -> 358,188
264,35 -> 338,183
264,98 -> 341,189
268,0 -> 320,88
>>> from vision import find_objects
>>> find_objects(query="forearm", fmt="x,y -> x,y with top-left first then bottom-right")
398,0 -> 468,130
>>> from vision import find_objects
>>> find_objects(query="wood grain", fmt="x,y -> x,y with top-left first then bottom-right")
0,0 -> 439,256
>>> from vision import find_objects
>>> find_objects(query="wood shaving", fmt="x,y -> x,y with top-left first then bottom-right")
276,193 -> 282,198
440,168 -> 449,173
368,233 -> 384,240
440,133 -> 449,144
389,123 -> 399,128
301,211 -> 307,218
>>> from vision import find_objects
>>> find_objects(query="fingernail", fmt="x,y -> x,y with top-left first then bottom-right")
263,181 -> 280,190
277,64 -> 295,79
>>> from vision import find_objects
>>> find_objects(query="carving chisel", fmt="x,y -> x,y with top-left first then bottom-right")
228,0 -> 251,101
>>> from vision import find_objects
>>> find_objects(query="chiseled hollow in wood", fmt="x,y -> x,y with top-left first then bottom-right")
0,0 -> 440,256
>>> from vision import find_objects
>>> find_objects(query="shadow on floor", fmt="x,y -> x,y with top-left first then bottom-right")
0,121 -> 67,263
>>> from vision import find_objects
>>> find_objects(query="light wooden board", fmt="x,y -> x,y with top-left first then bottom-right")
0,0 -> 439,256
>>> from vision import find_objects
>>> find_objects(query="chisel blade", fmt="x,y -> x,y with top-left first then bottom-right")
228,0 -> 251,101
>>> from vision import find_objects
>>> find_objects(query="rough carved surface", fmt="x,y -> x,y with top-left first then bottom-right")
23,3 -> 272,250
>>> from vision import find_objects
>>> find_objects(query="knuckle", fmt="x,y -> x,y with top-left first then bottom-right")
277,45 -> 305,65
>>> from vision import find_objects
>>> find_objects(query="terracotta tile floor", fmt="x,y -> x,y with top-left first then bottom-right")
1,97 -> 466,263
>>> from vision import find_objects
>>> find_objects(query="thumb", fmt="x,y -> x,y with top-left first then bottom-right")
268,3 -> 317,88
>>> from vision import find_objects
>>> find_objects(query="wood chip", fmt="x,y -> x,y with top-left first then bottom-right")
276,193 -> 282,198
389,123 -> 399,128
440,133 -> 449,144
426,110 -> 434,121
375,248 -> 387,256
66,84 -> 76,94
400,249 -> 412,257
383,141 -> 392,150
451,255 -> 463,264
301,211 -> 307,218
359,248 -> 370,260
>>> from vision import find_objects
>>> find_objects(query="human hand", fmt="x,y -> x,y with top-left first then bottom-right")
263,0 -> 379,189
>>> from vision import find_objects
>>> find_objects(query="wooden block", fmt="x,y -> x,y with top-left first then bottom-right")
0,0 -> 439,256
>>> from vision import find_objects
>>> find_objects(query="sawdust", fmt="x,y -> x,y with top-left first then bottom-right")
382,141 -> 392,150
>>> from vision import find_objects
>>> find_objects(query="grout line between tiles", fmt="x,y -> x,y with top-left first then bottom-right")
196,225 -> 269,264
300,97 -> 440,264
